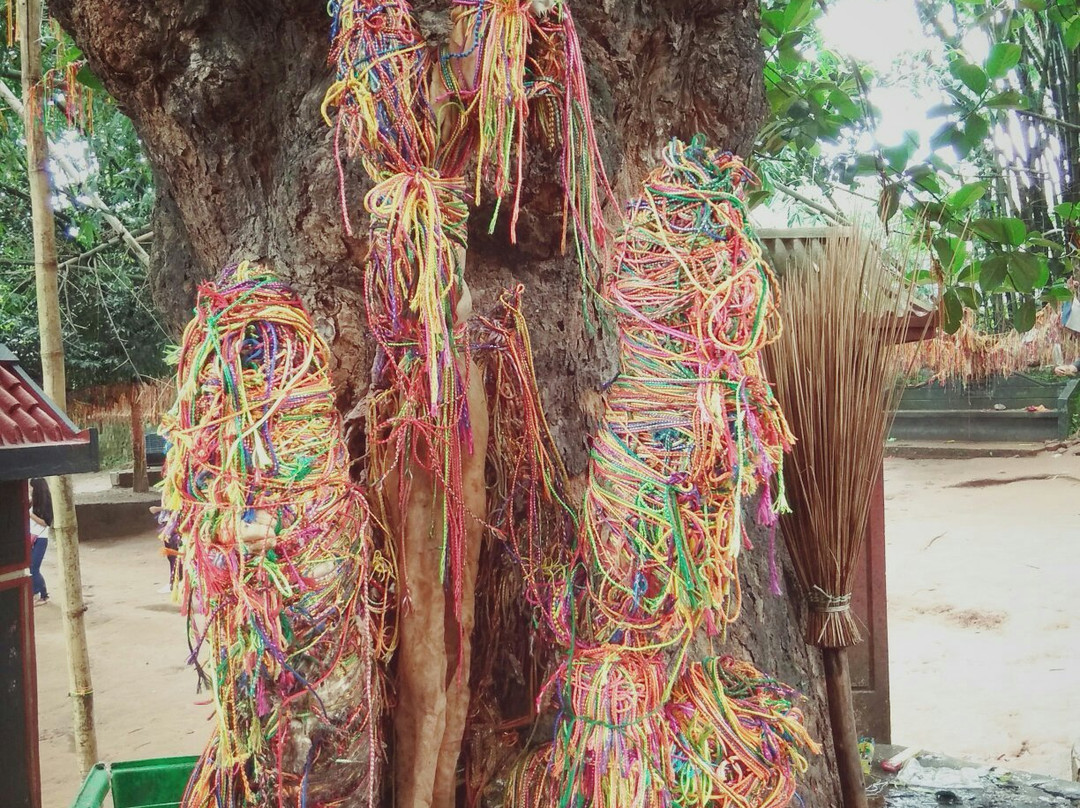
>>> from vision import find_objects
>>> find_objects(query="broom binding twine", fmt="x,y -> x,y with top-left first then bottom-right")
807,586 -> 852,614
806,587 -> 861,648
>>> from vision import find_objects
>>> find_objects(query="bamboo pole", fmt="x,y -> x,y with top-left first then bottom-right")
130,381 -> 148,493
18,0 -> 99,776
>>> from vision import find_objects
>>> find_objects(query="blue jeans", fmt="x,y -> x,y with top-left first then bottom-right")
30,535 -> 48,599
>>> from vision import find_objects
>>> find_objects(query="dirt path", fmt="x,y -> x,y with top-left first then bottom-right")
885,452 -> 1080,780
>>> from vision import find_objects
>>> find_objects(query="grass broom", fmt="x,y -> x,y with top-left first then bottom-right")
764,228 -> 922,808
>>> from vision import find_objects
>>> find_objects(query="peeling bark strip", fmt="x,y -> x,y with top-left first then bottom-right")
49,0 -> 843,805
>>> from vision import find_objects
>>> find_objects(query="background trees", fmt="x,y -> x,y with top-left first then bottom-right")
0,23 -> 167,386
758,0 -> 1080,335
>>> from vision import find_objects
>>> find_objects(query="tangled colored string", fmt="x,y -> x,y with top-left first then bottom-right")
322,0 -> 611,620
323,0 -> 471,610
471,286 -> 578,643
324,0 -> 613,273
504,138 -> 816,808
322,0 -> 436,180
449,0 -> 613,269
667,657 -> 817,808
159,262 -> 391,808
579,136 -> 792,650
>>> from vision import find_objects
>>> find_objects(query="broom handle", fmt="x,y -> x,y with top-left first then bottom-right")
823,647 -> 869,808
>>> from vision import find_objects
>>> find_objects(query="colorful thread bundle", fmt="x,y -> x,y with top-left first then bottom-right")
447,0 -> 613,271
667,657 -> 817,808
159,262 -> 391,808
550,648 -> 674,807
324,0 -> 474,611
322,0 -> 436,181
579,136 -> 793,649
322,0 -> 610,621
472,286 -> 578,643
504,138 -> 817,808
362,170 -> 473,607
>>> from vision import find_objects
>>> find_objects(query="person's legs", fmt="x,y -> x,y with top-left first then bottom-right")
30,536 -> 48,601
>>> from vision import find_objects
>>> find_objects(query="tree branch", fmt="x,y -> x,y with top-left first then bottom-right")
58,229 -> 153,269
0,179 -> 77,230
772,181 -> 849,225
1015,107 -> 1080,133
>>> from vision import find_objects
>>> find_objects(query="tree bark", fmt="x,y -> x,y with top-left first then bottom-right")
49,1 -> 841,804
18,0 -> 98,777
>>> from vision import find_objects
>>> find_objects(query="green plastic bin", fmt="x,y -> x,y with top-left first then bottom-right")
70,756 -> 198,808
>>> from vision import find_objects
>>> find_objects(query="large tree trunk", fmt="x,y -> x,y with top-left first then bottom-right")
50,1 -> 842,805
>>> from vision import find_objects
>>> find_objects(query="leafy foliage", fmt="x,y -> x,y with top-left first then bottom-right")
757,0 -> 1080,334
0,12 -> 167,387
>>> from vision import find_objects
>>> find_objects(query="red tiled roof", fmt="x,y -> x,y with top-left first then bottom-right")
0,359 -> 81,447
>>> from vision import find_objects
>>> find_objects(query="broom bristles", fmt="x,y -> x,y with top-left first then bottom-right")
765,227 -> 921,648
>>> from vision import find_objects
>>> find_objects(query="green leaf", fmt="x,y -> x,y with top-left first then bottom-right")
954,286 -> 981,310
926,103 -> 955,118
951,60 -> 988,95
1067,17 -> 1080,51
930,122 -> 963,152
945,181 -> 988,211
1028,236 -> 1064,252
933,236 -> 968,279
1044,284 -> 1074,302
928,153 -> 959,176
854,153 -> 880,175
76,219 -> 97,249
972,217 -> 1027,245
1019,0 -> 1047,10
761,8 -> 785,35
828,89 -> 861,120
1007,252 -> 1045,293
985,90 -> 1027,109
1055,201 -> 1080,220
75,64 -> 106,93
1013,299 -> 1037,332
878,183 -> 902,223
1048,257 -> 1068,282
881,145 -> 910,172
985,43 -> 1022,78
912,171 -> 943,195
746,190 -> 770,209
881,131 -> 919,172
782,0 -> 815,32
964,114 -> 991,145
914,200 -> 947,222
980,255 -> 1010,290
957,261 -> 980,284
942,289 -> 964,334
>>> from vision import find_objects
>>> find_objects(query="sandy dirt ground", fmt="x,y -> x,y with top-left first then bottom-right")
885,451 -> 1080,781
33,455 -> 1080,805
